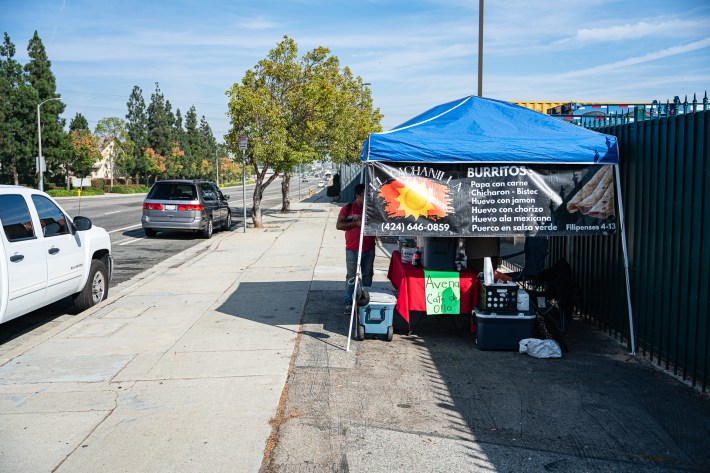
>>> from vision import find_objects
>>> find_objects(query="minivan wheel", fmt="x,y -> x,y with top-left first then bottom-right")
222,211 -> 232,231
203,217 -> 213,239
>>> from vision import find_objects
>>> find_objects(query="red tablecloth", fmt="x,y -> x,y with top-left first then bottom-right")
387,250 -> 478,324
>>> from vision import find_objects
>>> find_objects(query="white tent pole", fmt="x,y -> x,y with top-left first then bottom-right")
614,164 -> 636,355
346,164 -> 368,352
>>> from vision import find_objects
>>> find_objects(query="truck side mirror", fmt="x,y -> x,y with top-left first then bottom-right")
73,216 -> 93,231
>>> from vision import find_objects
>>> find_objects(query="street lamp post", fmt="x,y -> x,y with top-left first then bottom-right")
37,97 -> 61,191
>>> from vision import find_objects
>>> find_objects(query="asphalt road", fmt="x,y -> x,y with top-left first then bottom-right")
0,177 -> 319,348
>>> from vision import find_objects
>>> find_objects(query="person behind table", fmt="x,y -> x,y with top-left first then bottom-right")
336,183 -> 376,305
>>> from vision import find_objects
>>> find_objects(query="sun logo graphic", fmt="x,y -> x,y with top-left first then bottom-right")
378,177 -> 452,220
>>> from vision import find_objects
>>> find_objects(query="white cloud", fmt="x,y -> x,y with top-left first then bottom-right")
237,15 -> 279,30
572,19 -> 708,43
560,37 -> 710,78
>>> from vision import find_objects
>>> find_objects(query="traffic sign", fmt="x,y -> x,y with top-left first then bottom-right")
238,134 -> 248,151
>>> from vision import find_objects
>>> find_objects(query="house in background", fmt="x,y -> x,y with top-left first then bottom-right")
90,137 -> 116,182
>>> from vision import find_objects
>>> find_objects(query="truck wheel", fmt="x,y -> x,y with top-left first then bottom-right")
74,260 -> 109,312
202,217 -> 213,239
144,228 -> 157,237
221,211 -> 231,231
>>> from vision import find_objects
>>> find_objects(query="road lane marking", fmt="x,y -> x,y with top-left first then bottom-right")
104,210 -> 123,215
119,236 -> 148,246
108,224 -> 142,234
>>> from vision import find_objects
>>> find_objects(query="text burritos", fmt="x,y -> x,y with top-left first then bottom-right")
566,167 -> 616,220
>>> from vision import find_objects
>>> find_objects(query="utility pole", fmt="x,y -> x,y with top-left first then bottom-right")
478,0 -> 484,97
215,150 -> 219,186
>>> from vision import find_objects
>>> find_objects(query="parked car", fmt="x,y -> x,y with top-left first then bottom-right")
317,181 -> 325,188
0,185 -> 112,324
141,179 -> 231,239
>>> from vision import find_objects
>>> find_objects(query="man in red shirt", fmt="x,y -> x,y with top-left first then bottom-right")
336,184 -> 376,305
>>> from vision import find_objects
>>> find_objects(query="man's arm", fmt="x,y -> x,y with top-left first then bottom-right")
336,213 -> 361,231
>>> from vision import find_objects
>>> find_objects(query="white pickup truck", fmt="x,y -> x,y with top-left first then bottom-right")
0,185 -> 112,324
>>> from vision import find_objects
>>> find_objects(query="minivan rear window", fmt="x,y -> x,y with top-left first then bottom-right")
147,183 -> 197,200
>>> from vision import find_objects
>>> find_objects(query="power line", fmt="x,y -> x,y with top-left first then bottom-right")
58,88 -> 228,107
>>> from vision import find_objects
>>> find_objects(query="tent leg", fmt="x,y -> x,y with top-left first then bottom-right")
615,164 -> 636,355
346,163 -> 368,353
345,274 -> 360,352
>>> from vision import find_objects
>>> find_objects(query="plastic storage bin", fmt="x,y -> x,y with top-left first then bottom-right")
474,309 -> 536,350
357,290 -> 397,341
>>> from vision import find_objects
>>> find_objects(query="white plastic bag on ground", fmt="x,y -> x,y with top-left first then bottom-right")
519,338 -> 562,358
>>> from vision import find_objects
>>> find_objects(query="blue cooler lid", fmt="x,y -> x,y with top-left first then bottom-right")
368,291 -> 397,305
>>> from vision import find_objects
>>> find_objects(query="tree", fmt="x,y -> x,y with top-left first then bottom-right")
67,129 -> 101,189
226,36 -> 382,225
126,86 -> 149,183
0,33 -> 38,185
277,46 -> 340,211
147,82 -> 172,158
226,39 -> 293,227
174,108 -> 187,157
25,31 -> 66,188
184,105 -> 200,176
218,155 -> 239,183
199,115 -> 217,177
69,113 -> 89,131
95,116 -> 134,187
323,67 -> 382,166
143,148 -> 166,180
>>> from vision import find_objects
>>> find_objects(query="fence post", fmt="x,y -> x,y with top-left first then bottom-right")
634,105 -> 645,122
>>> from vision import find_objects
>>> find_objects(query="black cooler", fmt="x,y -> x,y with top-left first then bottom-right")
421,237 -> 458,271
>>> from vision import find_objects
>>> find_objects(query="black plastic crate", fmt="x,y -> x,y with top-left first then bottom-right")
478,284 -> 518,314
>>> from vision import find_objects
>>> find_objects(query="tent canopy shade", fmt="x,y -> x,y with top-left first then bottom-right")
361,96 -> 619,165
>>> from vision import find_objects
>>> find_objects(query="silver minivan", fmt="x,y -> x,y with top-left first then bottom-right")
141,180 -> 231,239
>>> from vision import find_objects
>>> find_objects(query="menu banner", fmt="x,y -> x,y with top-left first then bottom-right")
365,162 -> 617,237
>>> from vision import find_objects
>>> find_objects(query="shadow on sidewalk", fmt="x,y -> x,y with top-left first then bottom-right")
263,279 -> 710,472
214,281 -> 351,351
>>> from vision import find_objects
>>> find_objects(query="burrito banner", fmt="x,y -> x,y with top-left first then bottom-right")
365,162 -> 617,237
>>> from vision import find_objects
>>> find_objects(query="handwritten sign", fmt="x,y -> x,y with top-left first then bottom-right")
424,270 -> 461,315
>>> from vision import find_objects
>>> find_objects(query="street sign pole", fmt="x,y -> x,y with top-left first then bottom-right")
239,134 -> 248,233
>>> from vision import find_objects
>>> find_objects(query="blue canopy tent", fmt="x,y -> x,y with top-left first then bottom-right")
346,95 -> 634,353
361,95 -> 618,164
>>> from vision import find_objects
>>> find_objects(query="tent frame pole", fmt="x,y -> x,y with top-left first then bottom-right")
614,164 -> 636,355
346,164 -> 367,352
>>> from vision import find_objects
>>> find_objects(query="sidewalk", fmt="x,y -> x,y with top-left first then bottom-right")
2,198 -> 710,473
0,197 -> 336,472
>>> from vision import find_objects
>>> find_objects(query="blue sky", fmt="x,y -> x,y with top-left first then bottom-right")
2,0 -> 708,140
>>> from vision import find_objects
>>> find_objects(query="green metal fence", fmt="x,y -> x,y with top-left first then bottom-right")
556,94 -> 709,392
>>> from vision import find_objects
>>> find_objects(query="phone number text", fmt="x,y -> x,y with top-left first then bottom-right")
381,222 -> 450,232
